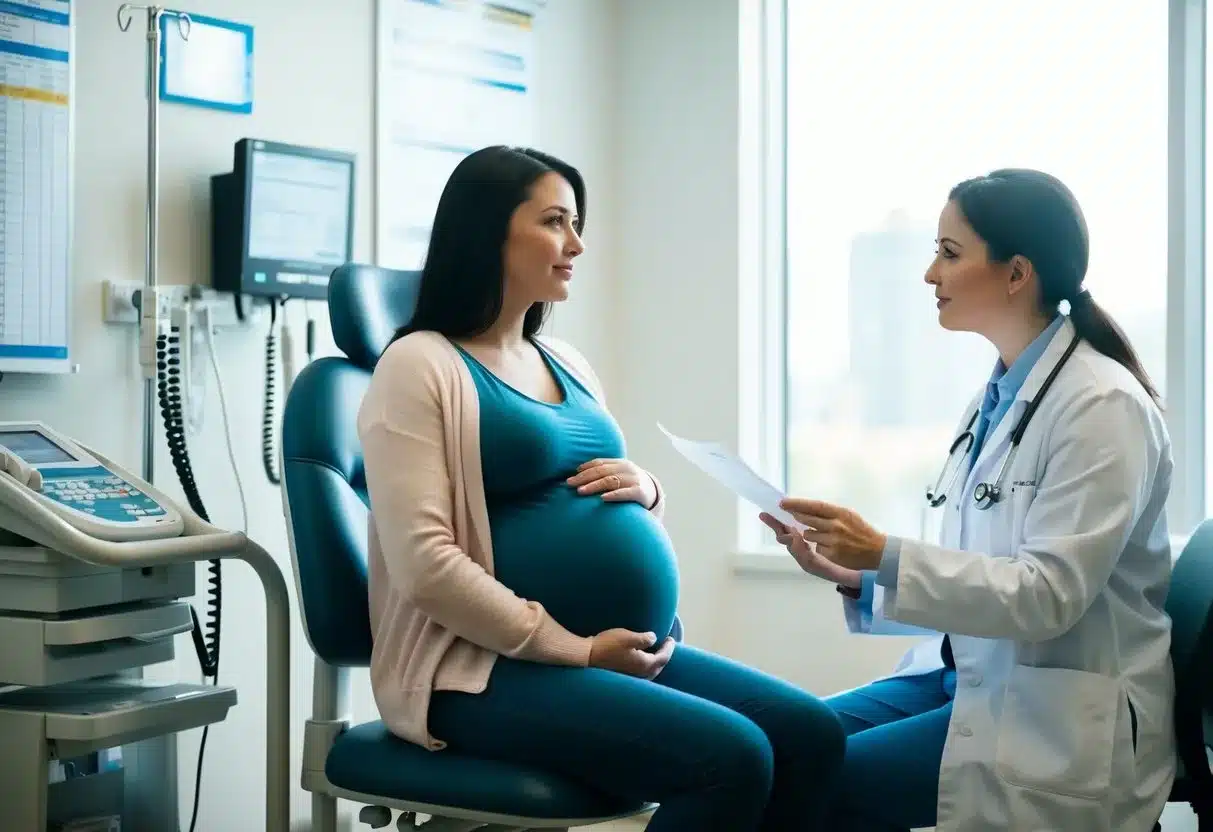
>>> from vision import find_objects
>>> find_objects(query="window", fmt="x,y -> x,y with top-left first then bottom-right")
777,2 -> 1177,542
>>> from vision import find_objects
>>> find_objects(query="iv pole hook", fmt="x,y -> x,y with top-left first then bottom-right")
166,10 -> 191,40
116,5 -> 192,40
115,4 -> 142,32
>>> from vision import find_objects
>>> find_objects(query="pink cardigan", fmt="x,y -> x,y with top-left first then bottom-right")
358,330 -> 666,750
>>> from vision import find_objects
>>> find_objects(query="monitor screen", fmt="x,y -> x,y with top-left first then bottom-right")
0,430 -> 77,465
247,149 -> 352,267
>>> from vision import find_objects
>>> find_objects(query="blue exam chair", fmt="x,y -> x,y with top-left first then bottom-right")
1161,519 -> 1213,831
280,262 -> 663,831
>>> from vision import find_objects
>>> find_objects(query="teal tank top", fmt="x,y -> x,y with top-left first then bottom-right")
456,341 -> 680,642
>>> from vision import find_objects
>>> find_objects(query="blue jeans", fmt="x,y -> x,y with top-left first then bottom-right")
428,644 -> 847,831
823,668 -> 956,831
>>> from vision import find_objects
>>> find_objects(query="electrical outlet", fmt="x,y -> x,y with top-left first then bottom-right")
103,281 -> 262,329
102,279 -> 143,324
102,279 -> 174,324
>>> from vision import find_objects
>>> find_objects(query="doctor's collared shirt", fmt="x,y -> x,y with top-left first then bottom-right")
874,314 -> 1065,591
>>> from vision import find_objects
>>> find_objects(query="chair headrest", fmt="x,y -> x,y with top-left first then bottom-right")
327,263 -> 422,369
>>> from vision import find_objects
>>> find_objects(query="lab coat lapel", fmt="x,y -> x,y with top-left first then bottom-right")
964,317 -> 1077,483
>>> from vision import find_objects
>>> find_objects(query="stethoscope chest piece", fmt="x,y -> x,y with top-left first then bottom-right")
972,481 -> 1000,510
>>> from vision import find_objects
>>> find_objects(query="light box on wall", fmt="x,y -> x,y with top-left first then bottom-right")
159,13 -> 253,114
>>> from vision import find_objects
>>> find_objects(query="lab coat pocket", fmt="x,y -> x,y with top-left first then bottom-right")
994,665 -> 1118,800
1005,484 -> 1036,555
979,484 -> 1035,557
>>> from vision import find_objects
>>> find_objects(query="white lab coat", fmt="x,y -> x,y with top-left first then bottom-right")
843,316 -> 1177,832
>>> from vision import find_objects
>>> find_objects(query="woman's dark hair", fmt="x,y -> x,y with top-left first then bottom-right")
949,168 -> 1161,405
392,145 -> 586,344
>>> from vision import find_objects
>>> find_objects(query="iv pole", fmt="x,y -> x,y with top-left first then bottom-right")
115,8 -> 194,832
117,4 -> 191,486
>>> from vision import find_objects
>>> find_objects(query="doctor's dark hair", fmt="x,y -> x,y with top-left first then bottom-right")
392,145 -> 586,344
949,169 -> 1161,406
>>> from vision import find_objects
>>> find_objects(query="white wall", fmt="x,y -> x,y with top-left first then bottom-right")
29,2 -> 618,830
533,1 -> 622,387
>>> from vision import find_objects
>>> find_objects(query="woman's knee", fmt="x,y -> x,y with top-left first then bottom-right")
800,695 -> 847,763
696,709 -> 777,798
754,689 -> 848,776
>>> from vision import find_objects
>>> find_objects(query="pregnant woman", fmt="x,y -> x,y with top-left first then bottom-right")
358,145 -> 845,831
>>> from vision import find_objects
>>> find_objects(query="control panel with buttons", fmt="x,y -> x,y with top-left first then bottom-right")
40,468 -> 170,523
0,422 -> 184,542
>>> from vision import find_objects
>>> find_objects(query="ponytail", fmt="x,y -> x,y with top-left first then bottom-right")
1069,290 -> 1161,407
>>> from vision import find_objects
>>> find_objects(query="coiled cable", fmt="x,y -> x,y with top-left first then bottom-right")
156,327 -> 222,832
156,327 -> 222,678
262,299 -> 281,485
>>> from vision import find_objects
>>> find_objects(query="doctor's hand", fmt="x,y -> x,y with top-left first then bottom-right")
760,513 -> 862,589
568,458 -> 659,509
779,498 -> 887,573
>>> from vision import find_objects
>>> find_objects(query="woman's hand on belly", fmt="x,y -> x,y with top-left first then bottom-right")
567,458 -> 658,509
588,627 -> 677,679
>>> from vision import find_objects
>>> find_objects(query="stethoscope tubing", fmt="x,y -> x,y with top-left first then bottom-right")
925,334 -> 1081,511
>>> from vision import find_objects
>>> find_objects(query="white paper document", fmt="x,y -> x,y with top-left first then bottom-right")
658,423 -> 804,530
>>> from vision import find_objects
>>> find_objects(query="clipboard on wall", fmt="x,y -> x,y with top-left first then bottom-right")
159,12 -> 254,115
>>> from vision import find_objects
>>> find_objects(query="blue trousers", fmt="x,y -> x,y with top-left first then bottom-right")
428,644 -> 847,831
822,668 -> 956,831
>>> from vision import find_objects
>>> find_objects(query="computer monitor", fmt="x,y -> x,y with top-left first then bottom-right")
211,138 -> 356,303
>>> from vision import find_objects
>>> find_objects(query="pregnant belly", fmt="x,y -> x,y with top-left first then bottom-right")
490,485 -> 680,642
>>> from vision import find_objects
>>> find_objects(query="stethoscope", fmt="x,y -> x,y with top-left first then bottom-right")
925,334 -> 1081,511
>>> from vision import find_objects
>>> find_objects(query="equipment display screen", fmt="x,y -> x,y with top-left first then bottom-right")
0,430 -> 77,464
247,149 -> 352,266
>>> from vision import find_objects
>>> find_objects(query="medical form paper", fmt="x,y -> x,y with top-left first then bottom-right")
658,423 -> 804,531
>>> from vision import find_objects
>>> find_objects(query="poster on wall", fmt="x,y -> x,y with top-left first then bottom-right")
0,0 -> 73,374
375,0 -> 544,270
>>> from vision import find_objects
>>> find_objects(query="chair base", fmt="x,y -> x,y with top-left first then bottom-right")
308,781 -> 651,830
303,717 -> 653,831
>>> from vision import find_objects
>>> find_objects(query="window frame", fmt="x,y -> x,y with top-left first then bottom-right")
741,0 -> 1207,566
1170,0 -> 1207,536
736,0 -> 789,558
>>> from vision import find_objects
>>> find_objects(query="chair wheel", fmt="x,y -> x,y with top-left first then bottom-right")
395,811 -> 418,830
358,805 -> 392,828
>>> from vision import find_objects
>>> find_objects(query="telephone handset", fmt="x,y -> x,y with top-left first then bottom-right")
0,421 -> 184,542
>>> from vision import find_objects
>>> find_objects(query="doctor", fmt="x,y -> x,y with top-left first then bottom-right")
764,168 -> 1176,832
